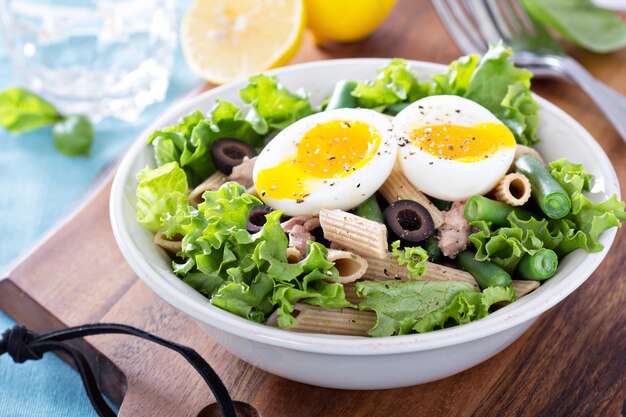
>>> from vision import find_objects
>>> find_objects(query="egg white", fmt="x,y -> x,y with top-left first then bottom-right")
253,108 -> 397,216
393,95 -> 516,201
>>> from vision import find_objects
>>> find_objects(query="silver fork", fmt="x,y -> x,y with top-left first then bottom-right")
432,0 -> 626,142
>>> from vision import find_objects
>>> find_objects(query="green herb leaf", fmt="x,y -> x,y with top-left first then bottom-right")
52,114 -> 94,157
0,87 -> 61,134
390,240 -> 428,279
521,0 -> 626,53
356,280 -> 476,337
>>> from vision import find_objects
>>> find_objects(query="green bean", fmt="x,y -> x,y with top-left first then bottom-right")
464,195 -> 532,226
515,155 -> 571,219
456,251 -> 512,289
355,195 -> 384,223
421,235 -> 442,262
516,249 -> 558,281
325,80 -> 358,111
384,102 -> 410,116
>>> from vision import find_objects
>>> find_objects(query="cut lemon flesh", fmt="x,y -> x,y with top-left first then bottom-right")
181,0 -> 305,84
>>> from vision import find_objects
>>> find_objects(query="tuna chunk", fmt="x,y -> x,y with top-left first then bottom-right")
227,156 -> 257,189
438,201 -> 470,259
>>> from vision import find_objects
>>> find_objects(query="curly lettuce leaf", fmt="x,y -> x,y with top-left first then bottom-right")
240,74 -> 314,134
549,158 -> 593,195
148,101 -> 262,187
351,59 -> 434,109
548,159 -> 626,254
506,211 -> 563,250
166,190 -> 349,325
432,54 -> 480,96
469,220 -> 543,274
434,42 -> 540,145
269,240 -> 351,327
390,240 -> 428,279
136,162 -> 190,233
211,273 -> 275,323
413,286 -> 516,333
356,280 -> 476,337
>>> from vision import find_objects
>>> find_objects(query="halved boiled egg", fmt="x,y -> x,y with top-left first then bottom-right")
253,108 -> 397,216
393,95 -> 516,201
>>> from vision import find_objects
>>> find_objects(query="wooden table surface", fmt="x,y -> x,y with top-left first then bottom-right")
2,1 -> 625,416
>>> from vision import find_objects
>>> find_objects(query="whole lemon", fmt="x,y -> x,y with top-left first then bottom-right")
305,0 -> 398,44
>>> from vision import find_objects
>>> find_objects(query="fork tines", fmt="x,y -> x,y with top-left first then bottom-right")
432,0 -> 541,55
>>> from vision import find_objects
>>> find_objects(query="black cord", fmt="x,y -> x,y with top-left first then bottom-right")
0,323 -> 237,417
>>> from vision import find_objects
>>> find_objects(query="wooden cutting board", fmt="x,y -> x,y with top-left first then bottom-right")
2,2 -> 626,416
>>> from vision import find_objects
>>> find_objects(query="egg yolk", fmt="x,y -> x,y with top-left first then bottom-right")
410,123 -> 515,162
256,120 -> 381,200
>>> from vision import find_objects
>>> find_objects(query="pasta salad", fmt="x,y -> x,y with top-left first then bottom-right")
135,42 -> 626,337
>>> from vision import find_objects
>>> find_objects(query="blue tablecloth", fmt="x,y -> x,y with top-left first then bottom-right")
0,7 -> 198,415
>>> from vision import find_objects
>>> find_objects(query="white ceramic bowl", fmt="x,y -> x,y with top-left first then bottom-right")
110,59 -> 620,389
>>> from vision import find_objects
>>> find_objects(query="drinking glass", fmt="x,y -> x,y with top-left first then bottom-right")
0,0 -> 177,122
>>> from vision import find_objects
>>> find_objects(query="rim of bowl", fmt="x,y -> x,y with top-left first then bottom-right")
110,58 -> 620,356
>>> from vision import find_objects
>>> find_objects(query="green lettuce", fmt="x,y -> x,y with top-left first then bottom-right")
351,59 -> 434,109
467,160 -> 625,260
240,74 -> 314,134
160,183 -> 350,325
434,42 -> 540,146
148,100 -> 262,187
469,219 -> 543,274
136,162 -> 190,233
548,159 -> 626,254
390,240 -> 428,279
413,286 -> 516,333
356,280 -> 476,337
356,280 -> 515,337
506,211 -> 563,250
432,55 -> 480,96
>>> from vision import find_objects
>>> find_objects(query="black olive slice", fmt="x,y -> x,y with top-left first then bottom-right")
247,205 -> 274,234
211,138 -> 257,175
384,200 -> 435,243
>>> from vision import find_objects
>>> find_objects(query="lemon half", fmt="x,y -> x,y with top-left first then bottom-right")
181,0 -> 305,84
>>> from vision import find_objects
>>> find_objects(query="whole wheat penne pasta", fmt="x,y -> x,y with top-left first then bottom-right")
154,231 -> 182,254
496,280 -> 541,308
285,247 -> 303,264
188,171 -> 227,206
267,304 -> 375,337
325,249 -> 368,284
512,279 -> 540,299
319,209 -> 388,259
379,165 -> 444,229
361,252 -> 480,291
493,173 -> 532,206
423,261 -> 480,290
